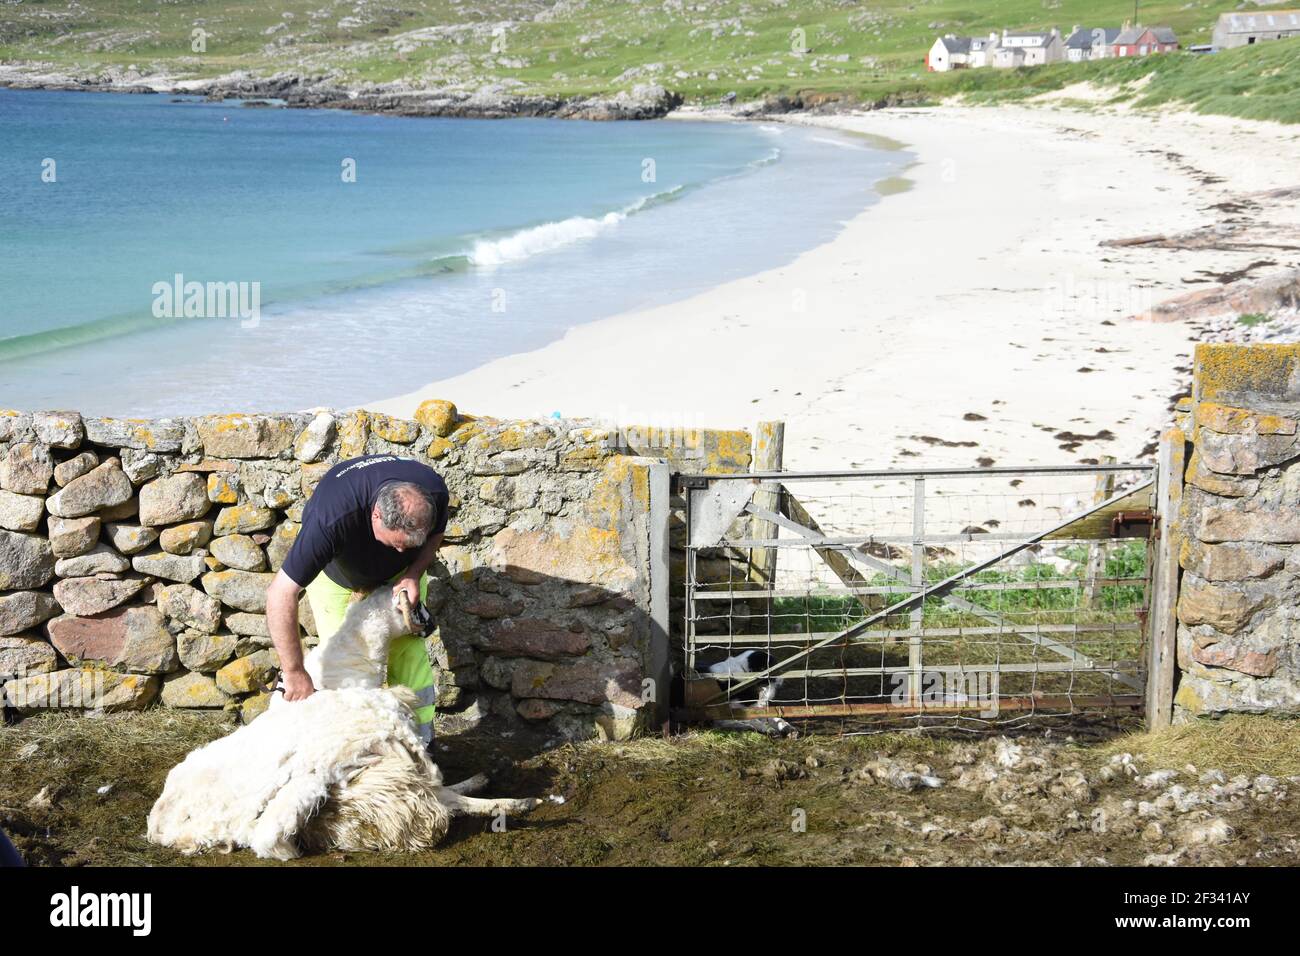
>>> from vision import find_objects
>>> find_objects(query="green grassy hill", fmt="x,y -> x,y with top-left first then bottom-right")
2,0 -> 1297,121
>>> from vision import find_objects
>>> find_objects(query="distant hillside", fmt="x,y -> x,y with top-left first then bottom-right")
1,0 -> 1296,122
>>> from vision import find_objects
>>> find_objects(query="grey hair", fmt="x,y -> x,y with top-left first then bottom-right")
375,481 -> 436,545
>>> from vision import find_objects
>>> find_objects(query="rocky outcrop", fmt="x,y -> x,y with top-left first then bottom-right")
0,69 -> 685,121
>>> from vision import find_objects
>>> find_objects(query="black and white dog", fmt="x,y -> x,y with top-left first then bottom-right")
701,649 -> 784,707
694,649 -> 795,736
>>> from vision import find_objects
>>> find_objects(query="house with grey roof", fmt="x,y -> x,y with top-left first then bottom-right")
1112,25 -> 1179,57
1212,10 -> 1300,49
993,28 -> 1064,67
966,33 -> 1001,68
927,34 -> 971,72
1064,26 -> 1121,61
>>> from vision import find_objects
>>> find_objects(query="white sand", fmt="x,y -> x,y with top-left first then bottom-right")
367,103 -> 1300,473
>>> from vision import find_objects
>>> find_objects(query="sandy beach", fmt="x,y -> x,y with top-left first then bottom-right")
368,101 -> 1300,473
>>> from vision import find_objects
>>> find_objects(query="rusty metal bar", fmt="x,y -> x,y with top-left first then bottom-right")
683,695 -> 1145,721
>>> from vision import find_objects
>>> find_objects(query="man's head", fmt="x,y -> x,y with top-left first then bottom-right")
371,480 -> 437,552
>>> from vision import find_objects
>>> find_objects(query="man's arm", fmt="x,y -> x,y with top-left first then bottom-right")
393,531 -> 443,604
266,569 -> 313,701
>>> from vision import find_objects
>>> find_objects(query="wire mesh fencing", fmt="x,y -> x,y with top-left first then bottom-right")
679,464 -> 1156,734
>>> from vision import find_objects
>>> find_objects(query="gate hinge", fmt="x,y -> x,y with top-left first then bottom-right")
1112,509 -> 1155,539
675,474 -> 710,493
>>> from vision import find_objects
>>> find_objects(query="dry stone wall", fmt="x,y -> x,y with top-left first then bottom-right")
1173,344 -> 1300,720
0,403 -> 747,741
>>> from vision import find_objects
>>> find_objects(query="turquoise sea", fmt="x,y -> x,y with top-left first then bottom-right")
0,88 -> 907,416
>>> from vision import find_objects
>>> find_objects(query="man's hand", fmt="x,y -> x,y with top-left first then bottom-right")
393,575 -> 420,607
281,667 -> 316,702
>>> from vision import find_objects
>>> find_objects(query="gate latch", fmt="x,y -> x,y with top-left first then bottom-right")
1111,510 -> 1154,538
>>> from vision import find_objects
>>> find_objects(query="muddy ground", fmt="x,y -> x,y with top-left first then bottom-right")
2,710 -> 1298,867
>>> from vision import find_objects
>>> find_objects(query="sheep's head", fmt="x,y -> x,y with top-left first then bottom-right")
396,590 -> 435,638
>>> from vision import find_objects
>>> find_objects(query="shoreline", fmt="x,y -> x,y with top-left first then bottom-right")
366,102 -> 1300,472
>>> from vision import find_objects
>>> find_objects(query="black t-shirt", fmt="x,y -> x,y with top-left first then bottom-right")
281,455 -> 449,590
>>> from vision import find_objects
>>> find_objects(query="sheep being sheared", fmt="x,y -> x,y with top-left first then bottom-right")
148,588 -> 538,860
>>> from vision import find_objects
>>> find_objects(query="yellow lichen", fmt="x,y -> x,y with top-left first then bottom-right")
1195,343 -> 1300,404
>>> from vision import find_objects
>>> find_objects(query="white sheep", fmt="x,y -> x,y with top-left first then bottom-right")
148,588 -> 539,860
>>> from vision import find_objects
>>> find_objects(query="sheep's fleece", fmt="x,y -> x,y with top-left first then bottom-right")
148,686 -> 436,860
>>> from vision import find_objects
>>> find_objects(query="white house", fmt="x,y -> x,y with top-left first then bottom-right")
1211,10 -> 1300,49
927,34 -> 971,72
967,33 -> 1001,68
993,28 -> 1064,67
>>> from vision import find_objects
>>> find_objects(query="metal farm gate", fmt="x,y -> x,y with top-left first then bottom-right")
674,462 -> 1176,734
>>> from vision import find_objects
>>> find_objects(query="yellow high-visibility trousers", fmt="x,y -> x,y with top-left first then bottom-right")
305,571 -> 437,744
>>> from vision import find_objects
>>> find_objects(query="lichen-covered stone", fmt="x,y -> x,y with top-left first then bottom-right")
196,413 -> 297,459
213,503 -> 277,536
159,520 -> 214,555
0,442 -> 53,495
207,471 -> 240,504
53,451 -> 98,487
98,495 -> 138,522
51,575 -> 149,616
1197,429 -> 1299,476
0,634 -> 58,678
208,534 -> 267,571
201,569 -> 275,613
104,522 -> 159,555
510,658 -> 643,709
479,654 -> 515,690
156,582 -> 222,634
1176,579 -> 1261,635
0,489 -> 44,532
32,410 -> 84,449
131,549 -> 206,585
259,472 -> 299,509
0,411 -> 33,443
3,668 -> 160,712
161,671 -> 230,708
266,521 -> 298,571
0,529 -> 56,589
224,612 -> 269,637
0,591 -> 60,636
241,691 -> 272,723
1197,507 -> 1300,543
46,516 -> 100,558
139,473 -> 211,526
293,411 -> 336,463
84,417 -> 185,452
489,525 -> 636,590
54,544 -> 131,578
177,629 -> 238,672
370,413 -> 420,444
119,448 -> 160,485
414,399 -> 459,437
1179,540 -> 1285,581
215,649 -> 278,694
46,605 -> 175,673
1191,639 -> 1278,678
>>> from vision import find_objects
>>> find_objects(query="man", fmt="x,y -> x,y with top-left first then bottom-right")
267,454 -> 449,746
